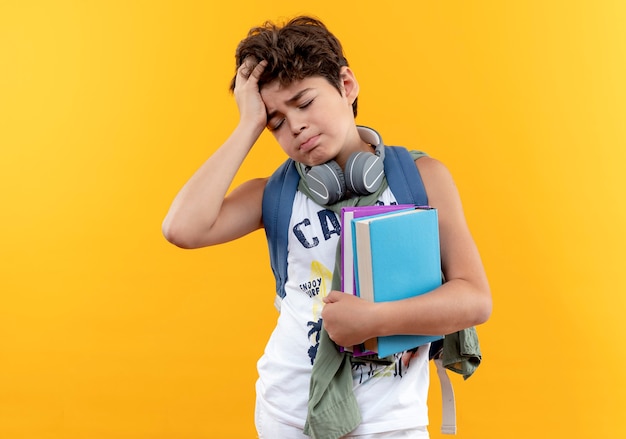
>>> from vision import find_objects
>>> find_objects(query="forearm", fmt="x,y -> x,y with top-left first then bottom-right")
373,278 -> 492,337
162,122 -> 263,248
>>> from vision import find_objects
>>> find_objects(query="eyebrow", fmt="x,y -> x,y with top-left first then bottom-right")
266,88 -> 313,122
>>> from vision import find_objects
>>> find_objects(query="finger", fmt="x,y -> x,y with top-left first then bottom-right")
238,57 -> 266,80
324,290 -> 343,303
236,57 -> 255,79
401,351 -> 412,368
401,349 -> 419,367
248,59 -> 267,81
251,59 -> 267,75
237,64 -> 252,81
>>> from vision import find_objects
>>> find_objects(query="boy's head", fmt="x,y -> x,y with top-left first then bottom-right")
230,16 -> 358,116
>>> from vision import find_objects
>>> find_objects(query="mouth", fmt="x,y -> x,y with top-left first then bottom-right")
299,134 -> 320,152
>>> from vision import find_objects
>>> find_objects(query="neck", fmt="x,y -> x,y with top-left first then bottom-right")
335,138 -> 372,170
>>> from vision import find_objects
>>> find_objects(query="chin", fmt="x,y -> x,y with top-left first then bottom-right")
304,158 -> 325,167
303,151 -> 336,167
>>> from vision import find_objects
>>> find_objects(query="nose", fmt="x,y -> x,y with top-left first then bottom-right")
289,117 -> 307,136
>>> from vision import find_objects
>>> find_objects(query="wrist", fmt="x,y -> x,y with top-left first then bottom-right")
237,114 -> 266,136
370,301 -> 395,338
233,120 -> 264,144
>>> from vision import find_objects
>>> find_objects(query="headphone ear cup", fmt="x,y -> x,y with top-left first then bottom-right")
345,152 -> 385,195
304,160 -> 346,205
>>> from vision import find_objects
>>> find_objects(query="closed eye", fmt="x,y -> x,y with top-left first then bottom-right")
299,99 -> 314,109
267,97 -> 314,131
268,118 -> 284,131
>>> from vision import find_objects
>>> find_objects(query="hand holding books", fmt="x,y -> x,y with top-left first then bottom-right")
340,205 -> 444,358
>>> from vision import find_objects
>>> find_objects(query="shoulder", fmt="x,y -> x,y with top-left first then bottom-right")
415,155 -> 450,178
415,156 -> 456,193
413,156 -> 465,216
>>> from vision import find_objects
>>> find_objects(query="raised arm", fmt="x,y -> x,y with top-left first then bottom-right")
162,60 -> 269,249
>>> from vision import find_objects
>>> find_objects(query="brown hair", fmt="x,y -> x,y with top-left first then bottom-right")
230,16 -> 358,116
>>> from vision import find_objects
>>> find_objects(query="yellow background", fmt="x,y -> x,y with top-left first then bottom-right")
2,1 -> 625,437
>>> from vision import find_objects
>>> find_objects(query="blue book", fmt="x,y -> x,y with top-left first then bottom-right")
353,208 -> 443,358
340,205 -> 415,357
341,205 -> 415,295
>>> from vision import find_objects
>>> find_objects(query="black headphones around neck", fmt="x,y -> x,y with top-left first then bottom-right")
303,126 -> 386,205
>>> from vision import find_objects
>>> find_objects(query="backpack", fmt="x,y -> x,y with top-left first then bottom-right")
261,145 -> 458,434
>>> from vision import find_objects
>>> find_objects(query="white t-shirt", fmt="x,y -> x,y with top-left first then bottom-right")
256,189 -> 430,434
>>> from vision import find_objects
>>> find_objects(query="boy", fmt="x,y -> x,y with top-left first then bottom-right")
163,16 -> 491,438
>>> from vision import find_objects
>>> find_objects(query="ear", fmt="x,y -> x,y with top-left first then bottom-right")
339,66 -> 359,106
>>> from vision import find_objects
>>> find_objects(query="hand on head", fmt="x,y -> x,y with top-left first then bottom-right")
233,57 -> 268,132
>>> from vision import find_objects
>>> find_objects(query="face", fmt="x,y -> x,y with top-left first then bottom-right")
260,68 -> 365,167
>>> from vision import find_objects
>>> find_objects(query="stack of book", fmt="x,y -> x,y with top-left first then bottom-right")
340,205 -> 443,358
